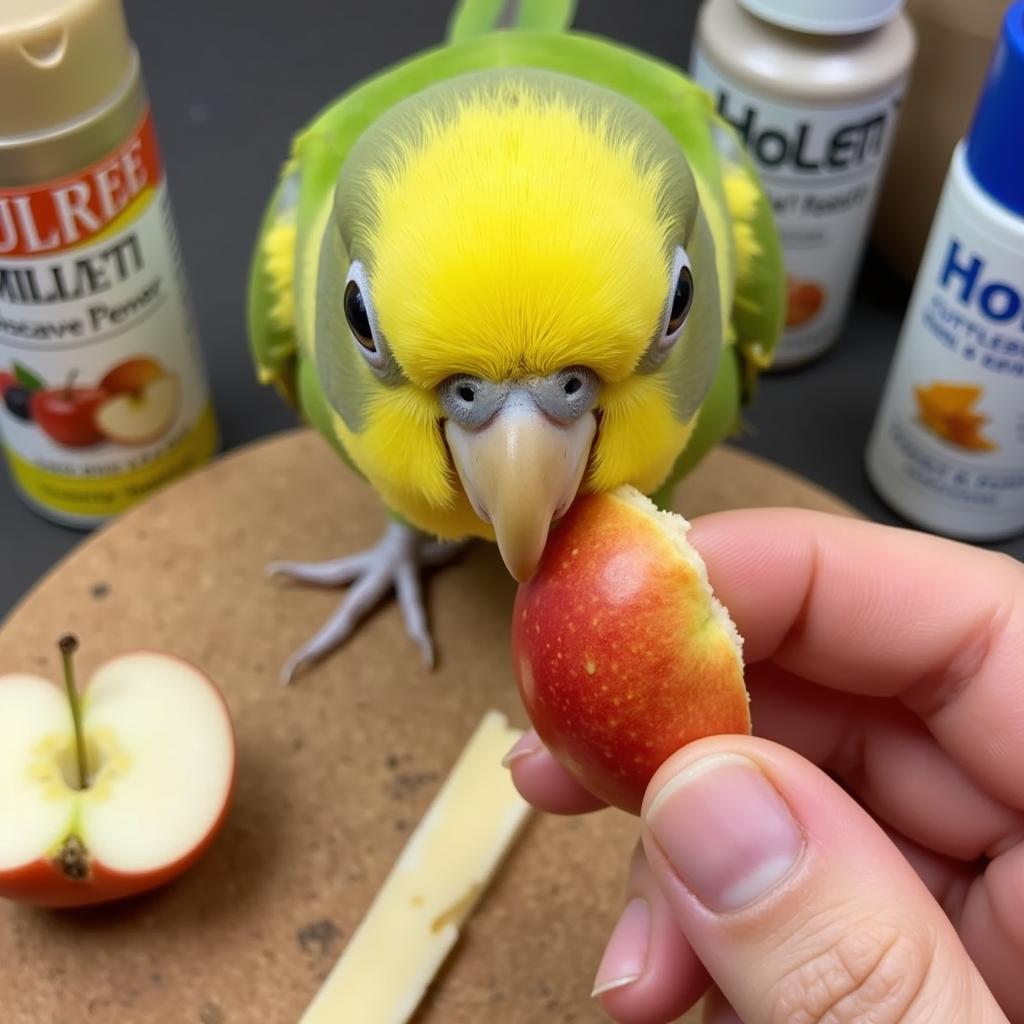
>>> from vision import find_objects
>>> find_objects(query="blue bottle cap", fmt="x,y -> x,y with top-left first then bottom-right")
966,1 -> 1024,217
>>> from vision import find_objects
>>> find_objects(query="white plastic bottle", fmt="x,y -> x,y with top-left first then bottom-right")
692,0 -> 915,368
866,2 -> 1024,541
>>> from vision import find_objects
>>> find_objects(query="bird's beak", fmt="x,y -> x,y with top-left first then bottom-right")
445,397 -> 596,581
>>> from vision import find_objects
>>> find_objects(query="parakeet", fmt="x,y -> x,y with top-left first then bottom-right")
248,0 -> 784,682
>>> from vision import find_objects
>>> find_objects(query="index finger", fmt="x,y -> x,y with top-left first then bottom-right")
688,508 -> 1024,811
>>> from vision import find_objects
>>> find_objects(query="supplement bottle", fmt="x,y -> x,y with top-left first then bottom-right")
866,2 -> 1024,541
692,0 -> 916,368
0,0 -> 218,527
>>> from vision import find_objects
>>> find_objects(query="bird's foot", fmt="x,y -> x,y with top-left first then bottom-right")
268,523 -> 467,684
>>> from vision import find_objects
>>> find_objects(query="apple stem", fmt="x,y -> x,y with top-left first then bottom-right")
64,369 -> 78,400
59,634 -> 89,790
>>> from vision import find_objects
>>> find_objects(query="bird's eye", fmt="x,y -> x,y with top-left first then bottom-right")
638,246 -> 694,373
667,265 -> 694,335
344,280 -> 375,352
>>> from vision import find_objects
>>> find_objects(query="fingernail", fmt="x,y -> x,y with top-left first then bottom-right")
501,731 -> 539,768
591,897 -> 649,998
644,753 -> 803,913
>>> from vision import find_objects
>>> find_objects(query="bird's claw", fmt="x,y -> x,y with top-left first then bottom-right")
267,552 -> 369,587
270,523 -> 466,684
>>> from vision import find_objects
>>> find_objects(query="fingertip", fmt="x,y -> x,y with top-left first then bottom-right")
596,847 -> 708,1024
505,734 -> 606,815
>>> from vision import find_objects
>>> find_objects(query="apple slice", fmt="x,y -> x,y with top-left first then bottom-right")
100,357 -> 165,397
0,638 -> 235,907
513,485 -> 748,814
95,375 -> 179,446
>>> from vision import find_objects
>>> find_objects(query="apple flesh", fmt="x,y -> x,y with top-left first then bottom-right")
0,651 -> 235,907
95,375 -> 179,446
512,486 -> 749,814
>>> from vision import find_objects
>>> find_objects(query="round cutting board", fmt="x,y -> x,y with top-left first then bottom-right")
0,429 -> 855,1024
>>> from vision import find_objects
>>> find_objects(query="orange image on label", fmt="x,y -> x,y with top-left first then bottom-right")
785,277 -> 825,327
914,381 -> 997,452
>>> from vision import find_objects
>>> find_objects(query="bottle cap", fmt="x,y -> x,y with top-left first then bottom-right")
0,0 -> 133,140
737,0 -> 903,35
966,1 -> 1024,218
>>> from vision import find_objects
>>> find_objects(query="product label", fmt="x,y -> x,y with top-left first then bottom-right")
692,49 -> 905,365
0,110 -> 217,524
867,159 -> 1024,538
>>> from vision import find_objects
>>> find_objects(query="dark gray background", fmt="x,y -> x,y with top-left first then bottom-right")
2,0 -> 1020,616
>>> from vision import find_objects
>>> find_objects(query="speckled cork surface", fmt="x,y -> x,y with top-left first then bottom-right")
0,429 -> 854,1024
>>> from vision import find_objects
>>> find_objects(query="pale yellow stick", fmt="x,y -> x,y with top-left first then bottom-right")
299,710 -> 532,1024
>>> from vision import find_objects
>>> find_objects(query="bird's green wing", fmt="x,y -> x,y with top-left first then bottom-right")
716,125 -> 786,392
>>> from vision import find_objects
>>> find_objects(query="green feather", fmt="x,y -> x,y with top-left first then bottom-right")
447,0 -> 576,42
651,345 -> 742,509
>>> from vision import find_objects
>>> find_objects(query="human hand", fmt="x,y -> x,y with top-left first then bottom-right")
507,509 -> 1024,1024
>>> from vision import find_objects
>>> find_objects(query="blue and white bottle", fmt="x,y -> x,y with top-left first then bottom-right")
866,1 -> 1024,540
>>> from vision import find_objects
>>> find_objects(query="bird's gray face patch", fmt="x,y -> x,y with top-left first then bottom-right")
438,367 -> 600,431
636,213 -> 722,426
342,260 -> 402,383
638,244 -> 694,373
527,367 -> 600,426
315,227 -> 405,433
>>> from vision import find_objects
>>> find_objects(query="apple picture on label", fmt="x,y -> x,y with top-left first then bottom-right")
31,374 -> 107,448
1,358 -> 179,448
96,357 -> 180,445
785,277 -> 825,328
0,636 -> 235,907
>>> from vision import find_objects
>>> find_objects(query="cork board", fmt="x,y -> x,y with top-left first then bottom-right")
0,429 -> 855,1024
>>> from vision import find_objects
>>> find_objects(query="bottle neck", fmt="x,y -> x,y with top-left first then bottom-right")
737,0 -> 901,36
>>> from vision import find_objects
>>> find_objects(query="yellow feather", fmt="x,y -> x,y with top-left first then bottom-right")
331,390 -> 491,540
361,83 -> 676,388
723,165 -> 763,282
263,219 -> 297,331
587,374 -> 694,495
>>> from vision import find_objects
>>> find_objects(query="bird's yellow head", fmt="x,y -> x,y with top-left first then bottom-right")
317,70 -> 723,580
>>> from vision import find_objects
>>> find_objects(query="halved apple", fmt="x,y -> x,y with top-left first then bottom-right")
95,375 -> 179,446
0,645 -> 235,907
100,357 -> 165,397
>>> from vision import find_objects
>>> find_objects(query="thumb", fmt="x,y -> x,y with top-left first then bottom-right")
639,736 -> 1009,1024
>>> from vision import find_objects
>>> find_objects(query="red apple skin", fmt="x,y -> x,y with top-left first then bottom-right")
0,651 -> 236,908
512,492 -> 749,815
0,815 -> 232,908
785,278 -> 825,328
31,388 -> 107,447
0,371 -> 15,397
100,357 -> 164,396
